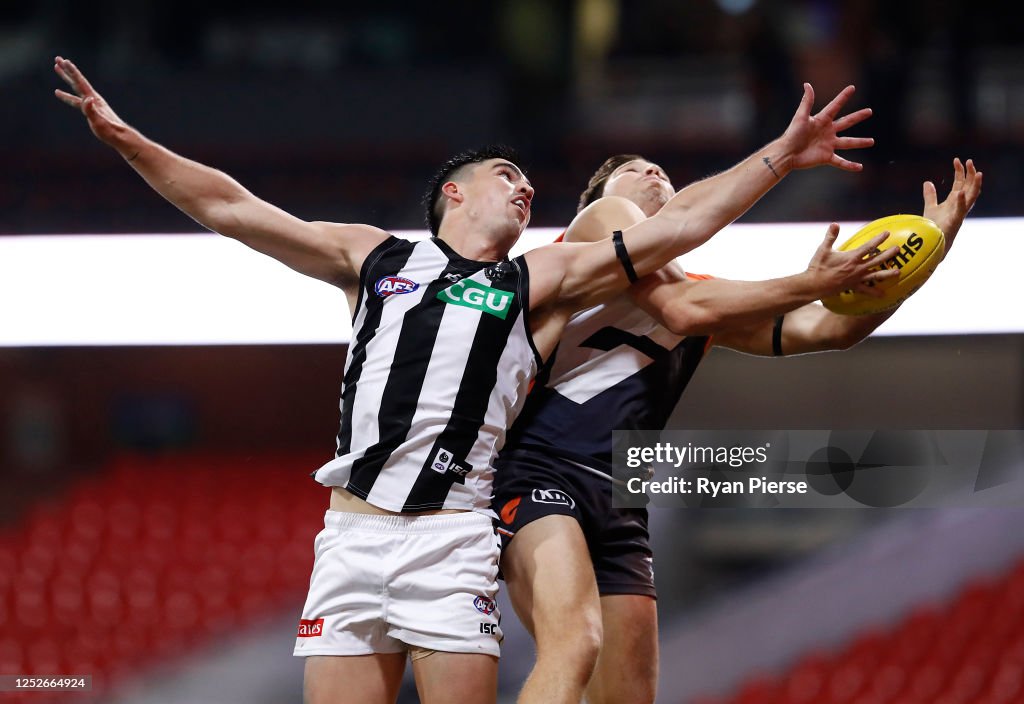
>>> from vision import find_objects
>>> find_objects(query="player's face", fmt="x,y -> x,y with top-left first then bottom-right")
601,159 -> 674,217
460,159 -> 534,235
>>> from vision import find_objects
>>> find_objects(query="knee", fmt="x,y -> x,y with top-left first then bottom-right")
534,607 -> 603,676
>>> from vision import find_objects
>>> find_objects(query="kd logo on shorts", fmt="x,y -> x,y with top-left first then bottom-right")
474,596 -> 497,615
531,488 -> 576,509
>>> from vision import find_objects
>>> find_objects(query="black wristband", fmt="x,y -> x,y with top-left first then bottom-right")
772,314 -> 785,357
612,230 -> 639,283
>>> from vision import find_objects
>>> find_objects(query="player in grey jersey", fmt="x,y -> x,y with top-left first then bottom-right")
54,54 -> 890,704
495,155 -> 982,704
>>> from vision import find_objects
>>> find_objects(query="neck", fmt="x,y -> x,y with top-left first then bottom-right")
637,195 -> 666,218
437,221 -> 517,262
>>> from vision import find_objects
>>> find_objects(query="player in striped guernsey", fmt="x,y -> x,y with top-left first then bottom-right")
55,55 -> 883,704
493,155 -> 982,704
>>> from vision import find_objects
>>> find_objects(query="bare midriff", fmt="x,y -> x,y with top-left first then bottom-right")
329,487 -> 465,516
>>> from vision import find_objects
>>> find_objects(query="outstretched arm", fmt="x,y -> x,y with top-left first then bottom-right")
532,83 -> 874,311
631,224 -> 899,335
554,195 -> 898,335
53,56 -> 388,289
713,158 -> 983,356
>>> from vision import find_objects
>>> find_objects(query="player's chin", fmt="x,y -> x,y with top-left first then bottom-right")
505,214 -> 528,237
639,190 -> 670,216
648,182 -> 672,200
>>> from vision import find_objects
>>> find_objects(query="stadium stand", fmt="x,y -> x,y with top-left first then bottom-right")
0,451 -> 326,704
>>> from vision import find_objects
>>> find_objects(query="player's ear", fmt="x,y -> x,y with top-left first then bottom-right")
441,181 -> 464,205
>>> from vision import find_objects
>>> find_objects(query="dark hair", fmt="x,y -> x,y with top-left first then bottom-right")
577,154 -> 645,213
423,144 -> 523,236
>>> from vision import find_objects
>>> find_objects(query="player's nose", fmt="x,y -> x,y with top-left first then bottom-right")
518,181 -> 534,203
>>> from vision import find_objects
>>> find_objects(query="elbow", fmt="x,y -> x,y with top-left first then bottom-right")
824,325 -> 865,352
663,304 -> 724,336
200,192 -> 248,237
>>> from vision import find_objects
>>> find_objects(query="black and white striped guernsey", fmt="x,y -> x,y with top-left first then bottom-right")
314,235 -> 542,515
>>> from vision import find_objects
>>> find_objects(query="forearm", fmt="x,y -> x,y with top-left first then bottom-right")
108,125 -> 370,286
785,305 -> 895,355
639,269 -> 831,335
717,303 -> 893,357
112,127 -> 252,235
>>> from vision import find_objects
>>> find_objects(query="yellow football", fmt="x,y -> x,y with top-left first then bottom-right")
821,214 -> 946,316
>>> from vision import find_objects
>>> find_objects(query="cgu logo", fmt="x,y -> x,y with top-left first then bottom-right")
437,280 -> 514,320
297,618 -> 325,637
375,276 -> 420,298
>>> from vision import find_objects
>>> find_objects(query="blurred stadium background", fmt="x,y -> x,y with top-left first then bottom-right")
2,1 -> 1023,702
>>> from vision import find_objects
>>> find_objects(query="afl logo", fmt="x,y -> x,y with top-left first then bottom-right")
473,596 -> 497,615
375,276 -> 419,298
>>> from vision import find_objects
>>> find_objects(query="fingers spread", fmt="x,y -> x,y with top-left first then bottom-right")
950,159 -> 965,193
870,268 -> 901,283
57,57 -> 96,97
796,83 -> 815,118
922,181 -> 937,209
835,136 -> 875,151
857,231 -> 890,255
865,245 -> 900,268
832,107 -> 873,133
830,154 -> 863,172
54,88 -> 81,108
817,85 -> 856,121
54,61 -> 75,89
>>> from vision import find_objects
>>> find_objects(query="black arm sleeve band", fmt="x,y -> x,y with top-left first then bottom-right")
612,230 -> 639,283
772,315 -> 785,357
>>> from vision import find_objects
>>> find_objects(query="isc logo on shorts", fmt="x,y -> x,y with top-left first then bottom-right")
375,276 -> 419,297
297,618 -> 325,637
531,488 -> 576,508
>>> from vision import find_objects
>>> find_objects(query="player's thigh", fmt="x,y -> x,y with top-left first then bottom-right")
304,653 -> 406,704
587,594 -> 658,704
411,651 -> 498,704
502,514 -> 602,646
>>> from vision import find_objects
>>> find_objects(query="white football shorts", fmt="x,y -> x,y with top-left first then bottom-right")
293,509 -> 502,658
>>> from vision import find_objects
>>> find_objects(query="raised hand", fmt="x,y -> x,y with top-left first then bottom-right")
923,158 -> 983,251
780,84 -> 874,172
806,224 -> 900,297
53,56 -> 131,150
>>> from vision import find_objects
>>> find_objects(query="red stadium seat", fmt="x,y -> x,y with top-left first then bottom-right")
2,450 -> 327,702
697,557 -> 1024,704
